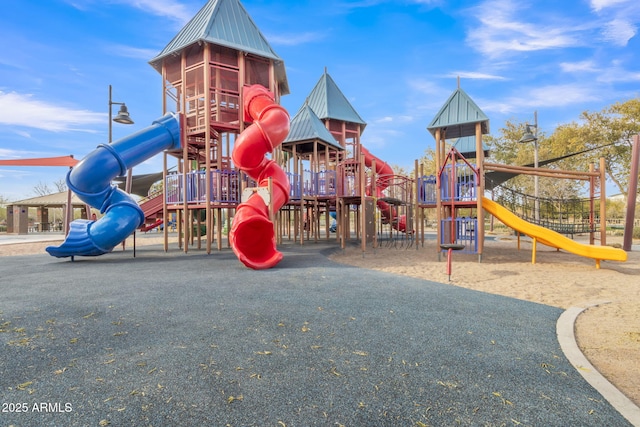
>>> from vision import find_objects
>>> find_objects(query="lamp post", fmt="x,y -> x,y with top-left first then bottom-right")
108,85 -> 134,192
519,111 -> 539,222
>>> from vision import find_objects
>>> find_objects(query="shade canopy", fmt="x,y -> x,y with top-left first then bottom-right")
0,156 -> 79,167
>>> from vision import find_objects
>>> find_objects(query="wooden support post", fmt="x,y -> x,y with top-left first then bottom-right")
204,43 -> 212,255
623,135 -> 640,251
180,52 -> 189,254
371,157 -> 377,250
475,123 -> 485,262
599,157 -> 607,246
268,177 -> 275,226
301,201 -> 306,243
360,153 -> 366,254
414,159 -> 421,249
196,208 -> 202,250
435,129 -> 442,260
590,162 -> 596,245
163,151 -> 168,252
217,208 -> 223,251
177,209 -> 183,249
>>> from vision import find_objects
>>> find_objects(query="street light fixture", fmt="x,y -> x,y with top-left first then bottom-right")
518,111 -> 539,222
108,85 -> 135,193
113,104 -> 133,125
519,125 -> 537,144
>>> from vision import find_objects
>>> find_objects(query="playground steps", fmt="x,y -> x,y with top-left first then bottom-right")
138,192 -> 164,227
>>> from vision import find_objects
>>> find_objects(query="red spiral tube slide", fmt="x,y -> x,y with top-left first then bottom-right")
230,85 -> 291,269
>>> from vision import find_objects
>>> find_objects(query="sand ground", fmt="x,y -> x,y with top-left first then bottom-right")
1,232 -> 638,407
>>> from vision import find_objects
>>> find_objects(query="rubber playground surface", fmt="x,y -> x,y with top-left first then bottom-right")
0,241 -> 635,426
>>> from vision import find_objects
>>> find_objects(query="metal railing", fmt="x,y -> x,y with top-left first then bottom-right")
440,217 -> 478,253
288,170 -> 337,200
417,175 -> 437,204
165,170 -> 241,204
441,163 -> 477,202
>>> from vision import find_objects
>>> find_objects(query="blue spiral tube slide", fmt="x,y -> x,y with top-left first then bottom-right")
47,113 -> 181,258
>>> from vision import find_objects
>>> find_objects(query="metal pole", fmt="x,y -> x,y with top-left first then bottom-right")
108,84 -> 113,143
108,85 -> 133,192
533,111 -> 539,223
623,134 -> 639,251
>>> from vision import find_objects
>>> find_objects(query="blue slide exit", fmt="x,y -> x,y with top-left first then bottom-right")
47,113 -> 181,258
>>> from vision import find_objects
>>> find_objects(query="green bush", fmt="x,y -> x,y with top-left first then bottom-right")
192,224 -> 207,237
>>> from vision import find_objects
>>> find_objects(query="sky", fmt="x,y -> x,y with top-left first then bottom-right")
1,0 -> 639,202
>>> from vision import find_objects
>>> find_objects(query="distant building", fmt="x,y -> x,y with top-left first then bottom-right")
608,193 -> 640,203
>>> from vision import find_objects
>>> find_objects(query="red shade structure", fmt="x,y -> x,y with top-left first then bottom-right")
0,155 -> 79,167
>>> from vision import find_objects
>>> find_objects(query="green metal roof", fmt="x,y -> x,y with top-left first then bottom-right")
305,70 -> 366,127
450,136 -> 489,160
149,0 -> 288,94
283,103 -> 343,150
427,87 -> 489,139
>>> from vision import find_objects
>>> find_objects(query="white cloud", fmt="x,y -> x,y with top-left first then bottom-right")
590,0 -> 630,13
466,0 -> 584,57
266,31 -> 328,46
14,130 -> 32,138
477,100 -> 516,115
0,91 -> 105,132
0,148 -> 25,158
107,44 -> 161,60
360,127 -> 405,150
589,0 -> 640,46
596,61 -> 640,82
601,18 -> 637,46
128,0 -> 195,25
64,0 -> 195,26
496,84 -> 602,114
560,60 -> 599,73
407,78 -> 446,97
444,71 -> 507,80
479,83 -> 604,116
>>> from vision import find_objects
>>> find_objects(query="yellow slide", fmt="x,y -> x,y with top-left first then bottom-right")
482,197 -> 627,266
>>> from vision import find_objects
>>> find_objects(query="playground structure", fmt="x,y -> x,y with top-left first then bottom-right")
140,0 -> 419,269
46,113 -> 181,258
30,0 -> 627,269
229,85 -> 290,269
423,86 -> 626,267
482,197 -> 626,268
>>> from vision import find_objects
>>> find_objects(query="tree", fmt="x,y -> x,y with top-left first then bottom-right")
33,181 -> 54,196
33,177 -> 67,196
148,180 -> 163,196
54,178 -> 67,193
0,194 -> 8,224
415,147 -> 437,176
390,163 -> 410,176
483,120 -> 560,197
549,98 -> 640,197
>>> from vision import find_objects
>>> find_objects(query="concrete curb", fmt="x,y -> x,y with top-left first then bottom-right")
557,301 -> 640,427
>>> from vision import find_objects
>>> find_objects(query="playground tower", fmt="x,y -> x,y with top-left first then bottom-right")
427,85 -> 490,260
148,0 -> 289,253
284,69 -> 414,249
281,93 -> 345,244
282,69 -> 369,246
283,70 -> 374,248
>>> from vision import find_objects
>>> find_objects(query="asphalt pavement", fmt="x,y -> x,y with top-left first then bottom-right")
0,240 -> 636,426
